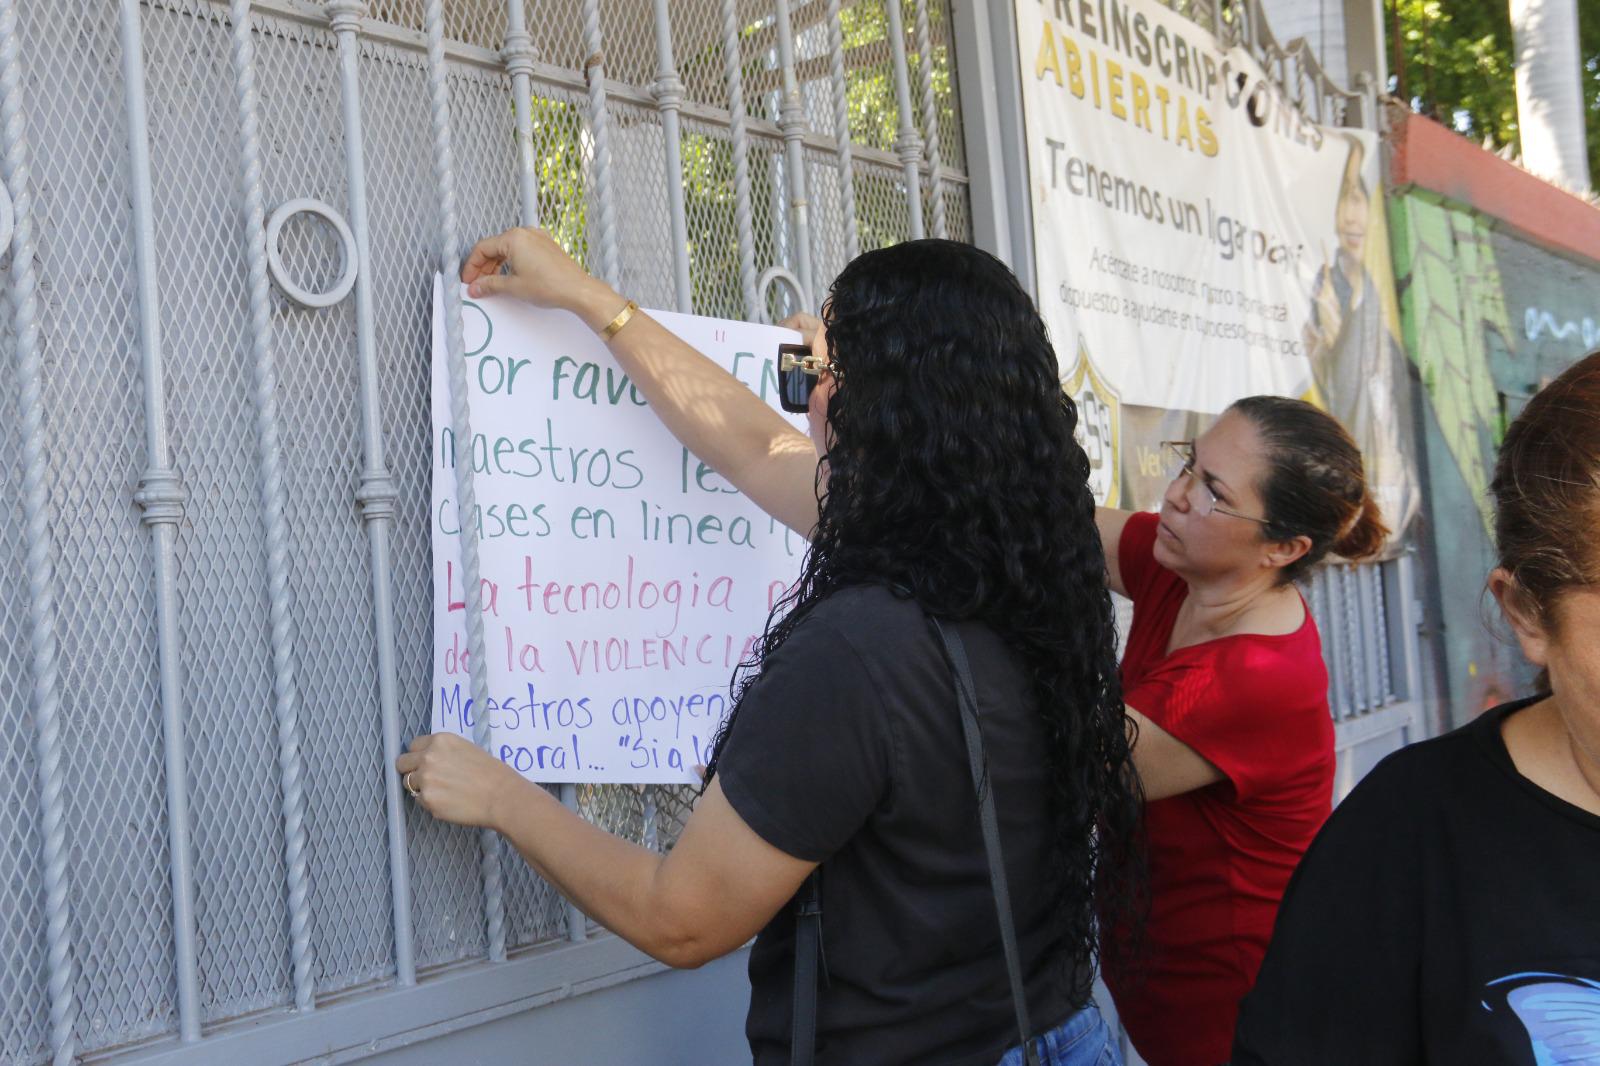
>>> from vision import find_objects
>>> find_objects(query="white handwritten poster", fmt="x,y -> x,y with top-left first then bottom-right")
430,281 -> 808,784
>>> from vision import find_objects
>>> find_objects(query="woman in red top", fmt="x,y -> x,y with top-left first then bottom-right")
1095,396 -> 1387,1066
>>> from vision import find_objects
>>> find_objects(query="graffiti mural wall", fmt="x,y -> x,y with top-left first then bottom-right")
1389,113 -> 1600,723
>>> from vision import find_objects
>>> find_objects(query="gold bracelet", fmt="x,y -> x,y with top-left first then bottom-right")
600,299 -> 639,341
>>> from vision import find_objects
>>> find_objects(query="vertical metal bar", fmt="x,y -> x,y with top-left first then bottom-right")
1386,551 -> 1424,713
0,1 -> 78,1058
498,1 -> 580,944
824,0 -> 859,260
767,131 -> 792,313
949,0 -> 1032,286
1354,563 -> 1378,711
500,0 -> 587,942
1329,568 -> 1351,717
883,0 -> 925,239
118,0 -> 202,1039
579,0 -> 621,288
1317,568 -> 1349,719
911,0 -> 946,239
772,0 -> 814,307
326,0 -> 416,988
422,0 -> 508,964
1373,561 -> 1394,703
501,0 -> 539,234
225,0 -> 317,1011
1340,566 -> 1366,715
650,0 -> 693,314
1364,563 -> 1390,706
719,0 -> 760,318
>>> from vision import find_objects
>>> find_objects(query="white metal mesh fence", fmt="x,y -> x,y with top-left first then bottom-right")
0,0 -> 970,1059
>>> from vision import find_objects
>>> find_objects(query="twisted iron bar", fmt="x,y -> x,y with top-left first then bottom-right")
422,0 -> 507,963
910,0 -> 946,239
226,0 -> 316,1011
580,0 -> 621,288
0,0 -> 78,1058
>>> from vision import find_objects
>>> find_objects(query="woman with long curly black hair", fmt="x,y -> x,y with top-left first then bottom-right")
400,227 -> 1141,1065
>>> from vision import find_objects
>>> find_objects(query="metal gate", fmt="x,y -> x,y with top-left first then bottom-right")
1,1 -> 1426,1063
0,2 -> 971,1062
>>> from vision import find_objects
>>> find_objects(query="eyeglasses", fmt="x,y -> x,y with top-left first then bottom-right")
1161,440 -> 1271,525
778,343 -> 837,414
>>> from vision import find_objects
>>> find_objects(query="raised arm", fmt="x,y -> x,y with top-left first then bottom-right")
462,227 -> 821,535
1095,507 -> 1137,596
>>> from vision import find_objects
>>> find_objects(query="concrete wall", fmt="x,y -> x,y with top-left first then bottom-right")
368,949 -> 752,1065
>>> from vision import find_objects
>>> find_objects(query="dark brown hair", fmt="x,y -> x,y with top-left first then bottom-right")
1228,395 -> 1388,583
1490,349 -> 1600,634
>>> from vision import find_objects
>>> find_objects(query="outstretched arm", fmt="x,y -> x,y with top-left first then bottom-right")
462,227 -> 821,535
398,733 -> 813,968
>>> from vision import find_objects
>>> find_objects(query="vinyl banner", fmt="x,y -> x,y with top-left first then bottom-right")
1017,0 -> 1416,535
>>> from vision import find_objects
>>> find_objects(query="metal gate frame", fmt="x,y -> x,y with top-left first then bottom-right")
1,1 -> 1424,1062
1,1 -> 971,1063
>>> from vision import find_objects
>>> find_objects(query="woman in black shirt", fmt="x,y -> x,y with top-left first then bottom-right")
400,227 -> 1142,1064
1232,350 -> 1600,1065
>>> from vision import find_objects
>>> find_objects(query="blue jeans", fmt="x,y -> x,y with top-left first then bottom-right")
996,1004 -> 1121,1066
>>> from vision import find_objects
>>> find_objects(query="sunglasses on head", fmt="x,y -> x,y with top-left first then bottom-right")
777,342 -> 838,414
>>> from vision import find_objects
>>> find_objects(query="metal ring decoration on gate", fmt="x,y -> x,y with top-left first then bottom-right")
757,266 -> 811,326
0,182 -> 13,259
265,198 -> 358,309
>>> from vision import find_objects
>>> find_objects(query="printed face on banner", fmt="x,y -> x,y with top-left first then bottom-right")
1016,0 -> 1418,532
430,282 -> 807,784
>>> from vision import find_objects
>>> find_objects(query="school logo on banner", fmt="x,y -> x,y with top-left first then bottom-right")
1064,337 -> 1121,508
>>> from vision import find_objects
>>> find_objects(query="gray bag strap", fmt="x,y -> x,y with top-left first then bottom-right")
929,616 -> 1041,1066
788,613 -> 1041,1066
790,869 -> 823,1066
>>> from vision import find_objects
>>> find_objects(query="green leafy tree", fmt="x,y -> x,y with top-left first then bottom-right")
522,0 -> 960,316
1390,0 -> 1600,184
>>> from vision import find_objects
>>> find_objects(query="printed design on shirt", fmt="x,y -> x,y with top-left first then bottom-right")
1482,972 -> 1600,1065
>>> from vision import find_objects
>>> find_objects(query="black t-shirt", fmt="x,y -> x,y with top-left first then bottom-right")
1232,697 -> 1600,1065
716,584 -> 1080,1065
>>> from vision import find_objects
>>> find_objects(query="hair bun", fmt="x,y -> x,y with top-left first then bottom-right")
1331,493 -> 1388,561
